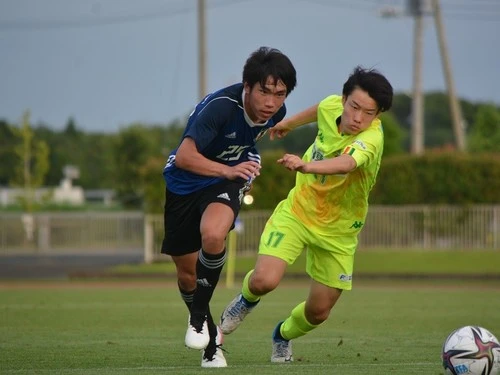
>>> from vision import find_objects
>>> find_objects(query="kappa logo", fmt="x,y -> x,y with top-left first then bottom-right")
350,221 -> 363,229
225,132 -> 237,139
217,193 -> 231,201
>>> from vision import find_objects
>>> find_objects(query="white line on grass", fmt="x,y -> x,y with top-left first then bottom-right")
2,361 -> 437,373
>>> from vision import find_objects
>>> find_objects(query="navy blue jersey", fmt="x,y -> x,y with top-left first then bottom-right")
164,83 -> 286,195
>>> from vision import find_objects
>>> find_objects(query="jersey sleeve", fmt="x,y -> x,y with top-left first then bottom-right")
184,98 -> 232,152
342,120 -> 384,167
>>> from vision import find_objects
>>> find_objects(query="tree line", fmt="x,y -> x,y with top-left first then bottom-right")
0,92 -> 498,212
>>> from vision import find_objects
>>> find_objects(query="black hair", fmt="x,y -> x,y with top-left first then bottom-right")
242,46 -> 297,96
342,66 -> 393,112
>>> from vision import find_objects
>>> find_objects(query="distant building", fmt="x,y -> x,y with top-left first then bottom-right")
0,179 -> 84,206
0,165 -> 114,207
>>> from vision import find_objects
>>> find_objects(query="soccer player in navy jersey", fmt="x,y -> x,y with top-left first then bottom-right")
161,46 -> 297,367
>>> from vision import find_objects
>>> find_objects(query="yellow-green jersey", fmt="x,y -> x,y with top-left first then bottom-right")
282,95 -> 384,239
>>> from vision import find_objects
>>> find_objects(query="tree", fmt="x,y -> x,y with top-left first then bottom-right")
33,118 -> 86,187
80,133 -> 115,188
139,156 -> 166,214
10,110 -> 50,212
380,111 -> 406,156
0,120 -> 18,185
468,104 -> 500,152
113,124 -> 158,208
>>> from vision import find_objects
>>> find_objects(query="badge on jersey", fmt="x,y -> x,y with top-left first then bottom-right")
254,129 -> 268,142
343,146 -> 355,156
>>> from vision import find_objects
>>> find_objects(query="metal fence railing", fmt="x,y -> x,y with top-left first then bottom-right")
144,205 -> 500,262
1,205 -> 499,261
360,205 -> 500,250
0,212 -> 144,254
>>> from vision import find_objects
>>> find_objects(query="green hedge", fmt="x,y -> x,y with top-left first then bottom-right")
371,152 -> 500,204
250,151 -> 500,210
243,149 -> 296,210
151,151 -> 500,212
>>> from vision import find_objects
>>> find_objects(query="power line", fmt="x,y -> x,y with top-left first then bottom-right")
0,0 -> 253,32
443,14 -> 500,22
0,6 -> 192,31
1,0 -> 497,32
301,0 -> 500,20
296,0 -> 377,12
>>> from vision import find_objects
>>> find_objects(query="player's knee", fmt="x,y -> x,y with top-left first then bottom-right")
305,305 -> 331,325
200,232 -> 226,254
177,272 -> 197,291
249,271 -> 279,295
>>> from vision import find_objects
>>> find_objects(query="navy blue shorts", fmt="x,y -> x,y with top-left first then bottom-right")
161,179 -> 248,256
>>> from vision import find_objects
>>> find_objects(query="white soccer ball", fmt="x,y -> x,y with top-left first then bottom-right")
442,326 -> 500,375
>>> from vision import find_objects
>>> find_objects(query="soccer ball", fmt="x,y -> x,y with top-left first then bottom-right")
442,326 -> 500,375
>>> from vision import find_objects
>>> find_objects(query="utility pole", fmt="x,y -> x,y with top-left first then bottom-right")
197,0 -> 207,101
380,0 -> 466,153
409,0 -> 425,155
380,0 -> 426,154
432,0 -> 466,151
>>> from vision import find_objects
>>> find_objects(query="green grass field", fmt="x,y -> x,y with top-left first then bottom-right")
109,249 -> 500,277
1,279 -> 500,374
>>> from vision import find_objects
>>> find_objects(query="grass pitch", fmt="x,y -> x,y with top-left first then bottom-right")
108,249 -> 500,277
1,279 -> 500,374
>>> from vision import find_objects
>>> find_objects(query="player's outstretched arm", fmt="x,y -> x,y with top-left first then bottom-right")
278,154 -> 356,175
270,104 -> 319,140
176,138 -> 260,181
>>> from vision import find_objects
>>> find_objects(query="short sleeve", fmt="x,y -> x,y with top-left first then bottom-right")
184,98 -> 233,151
342,121 -> 383,167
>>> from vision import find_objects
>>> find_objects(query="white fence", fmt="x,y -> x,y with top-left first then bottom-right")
0,212 -> 144,254
1,206 -> 499,261
144,205 -> 500,262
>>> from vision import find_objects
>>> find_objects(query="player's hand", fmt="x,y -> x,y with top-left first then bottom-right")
224,161 -> 261,181
269,120 -> 293,140
277,154 -> 306,172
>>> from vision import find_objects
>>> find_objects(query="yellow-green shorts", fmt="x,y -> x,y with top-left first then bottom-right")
258,201 -> 356,290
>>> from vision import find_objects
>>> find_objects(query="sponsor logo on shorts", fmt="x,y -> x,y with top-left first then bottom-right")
217,193 -> 231,201
339,274 -> 352,282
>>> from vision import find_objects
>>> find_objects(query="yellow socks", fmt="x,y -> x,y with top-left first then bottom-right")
241,270 -> 261,303
280,301 -> 320,340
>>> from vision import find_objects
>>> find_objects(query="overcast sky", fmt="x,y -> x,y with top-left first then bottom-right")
1,0 -> 498,132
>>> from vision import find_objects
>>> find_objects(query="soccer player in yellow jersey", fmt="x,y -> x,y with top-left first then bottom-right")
220,66 -> 393,362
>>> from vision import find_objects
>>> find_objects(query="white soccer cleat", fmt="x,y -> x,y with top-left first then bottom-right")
201,326 -> 227,368
185,314 -> 210,350
220,293 -> 257,334
271,322 -> 293,363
